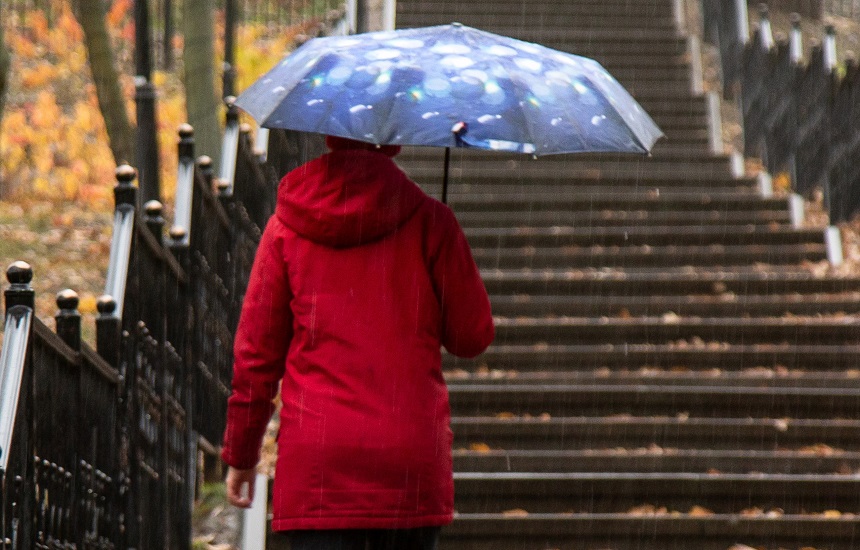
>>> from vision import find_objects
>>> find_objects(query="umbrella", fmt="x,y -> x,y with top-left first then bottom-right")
235,23 -> 663,202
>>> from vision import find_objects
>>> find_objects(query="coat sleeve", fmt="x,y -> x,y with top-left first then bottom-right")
221,218 -> 293,470
429,205 -> 495,358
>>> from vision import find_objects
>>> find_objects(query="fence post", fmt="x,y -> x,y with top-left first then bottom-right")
1,261 -> 36,545
219,97 -> 240,197
55,289 -> 81,352
95,296 -> 120,368
736,0 -> 749,46
223,0 -> 237,98
134,0 -> 160,207
4,261 -> 34,312
789,13 -> 803,63
144,200 -> 165,244
824,24 -> 837,71
163,0 -> 174,70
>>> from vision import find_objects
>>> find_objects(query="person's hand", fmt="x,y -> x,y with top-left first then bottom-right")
226,466 -> 257,508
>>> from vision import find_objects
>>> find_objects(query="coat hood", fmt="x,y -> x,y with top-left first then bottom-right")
276,149 -> 425,248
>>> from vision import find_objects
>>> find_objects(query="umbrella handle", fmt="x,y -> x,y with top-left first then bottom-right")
442,122 -> 466,205
442,147 -> 450,205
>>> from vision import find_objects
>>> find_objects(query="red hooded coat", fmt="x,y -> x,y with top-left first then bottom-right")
221,137 -> 495,531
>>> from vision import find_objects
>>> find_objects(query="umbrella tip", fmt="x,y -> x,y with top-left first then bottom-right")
452,22 -> 463,27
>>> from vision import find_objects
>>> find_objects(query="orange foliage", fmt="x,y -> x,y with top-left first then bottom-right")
1,0 -> 301,210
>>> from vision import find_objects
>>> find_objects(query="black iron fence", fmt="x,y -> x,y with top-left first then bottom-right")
0,104 -> 290,547
703,2 -> 860,223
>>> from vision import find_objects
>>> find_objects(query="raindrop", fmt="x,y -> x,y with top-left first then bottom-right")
334,38 -> 362,47
346,66 -> 380,89
350,104 -> 373,114
462,69 -> 489,82
482,81 -> 506,105
327,66 -> 353,85
514,58 -> 542,73
365,48 -> 401,61
451,75 -> 484,99
272,86 -> 286,94
431,43 -> 472,54
406,86 -> 425,102
591,115 -> 607,126
545,71 -> 571,86
513,42 -> 542,55
477,114 -> 502,124
370,31 -> 398,41
307,99 -> 324,106
421,111 -> 440,119
485,45 -> 517,57
425,77 -> 452,97
440,55 -> 474,69
554,53 -> 581,67
550,117 -> 563,126
530,82 -> 554,102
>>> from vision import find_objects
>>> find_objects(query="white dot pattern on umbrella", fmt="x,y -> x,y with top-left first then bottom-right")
235,23 -> 663,155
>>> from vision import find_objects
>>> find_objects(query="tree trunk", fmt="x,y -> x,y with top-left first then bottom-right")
0,9 -> 10,130
74,0 -> 135,166
182,0 -> 222,167
0,11 -> 10,198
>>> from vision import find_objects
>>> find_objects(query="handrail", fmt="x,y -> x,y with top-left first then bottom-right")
173,124 -> 196,247
218,97 -> 241,197
104,165 -> 138,319
0,262 -> 34,472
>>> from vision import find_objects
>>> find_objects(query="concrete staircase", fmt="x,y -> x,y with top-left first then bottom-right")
394,1 -> 860,549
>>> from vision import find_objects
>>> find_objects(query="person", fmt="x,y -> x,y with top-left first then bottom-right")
221,135 -> 495,549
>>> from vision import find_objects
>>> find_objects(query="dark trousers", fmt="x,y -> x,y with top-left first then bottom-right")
285,527 -> 441,550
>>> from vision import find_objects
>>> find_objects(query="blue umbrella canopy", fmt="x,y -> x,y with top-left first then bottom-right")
236,23 -> 663,156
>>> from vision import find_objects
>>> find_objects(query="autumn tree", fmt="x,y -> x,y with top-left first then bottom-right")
182,0 -> 222,166
73,0 -> 135,165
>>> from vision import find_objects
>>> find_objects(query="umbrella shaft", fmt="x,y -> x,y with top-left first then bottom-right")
442,147 -> 450,205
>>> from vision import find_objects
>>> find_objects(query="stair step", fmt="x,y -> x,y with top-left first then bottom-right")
452,472 -> 860,514
458,210 -> 792,229
399,4 -> 677,18
453,449 -> 860,474
451,416 -> 860,450
466,226 -> 825,247
489,316 -> 860,345
400,148 -> 731,165
447,382 -> 860,417
446,343 -> 860,372
447,193 -> 787,211
406,162 -> 740,183
393,25 -> 687,44
486,290 -> 855,316
398,13 -> 680,30
441,515 -> 860,550
445,370 -> 860,389
472,244 -> 824,269
480,269 -> 859,295
401,155 -> 736,175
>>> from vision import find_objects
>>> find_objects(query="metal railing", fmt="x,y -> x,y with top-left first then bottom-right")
703,2 -> 860,223
0,106 -> 281,547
